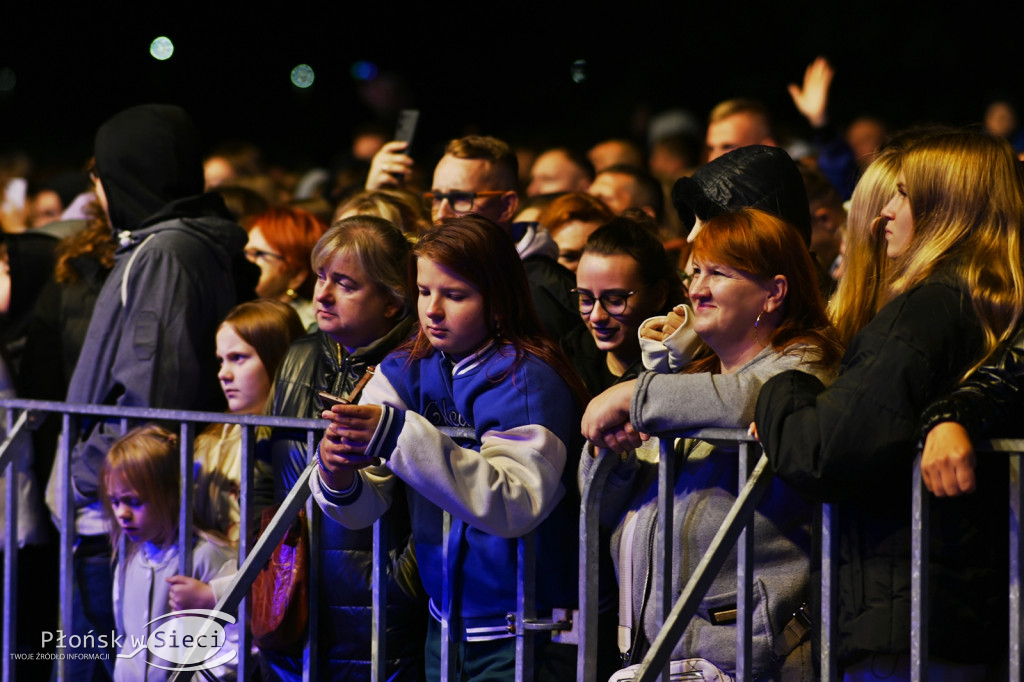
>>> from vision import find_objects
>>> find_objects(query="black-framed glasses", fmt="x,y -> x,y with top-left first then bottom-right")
570,288 -> 638,316
423,190 -> 506,214
244,247 -> 286,263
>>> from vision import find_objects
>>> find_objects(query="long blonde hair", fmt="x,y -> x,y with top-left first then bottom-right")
887,131 -> 1024,374
826,149 -> 900,347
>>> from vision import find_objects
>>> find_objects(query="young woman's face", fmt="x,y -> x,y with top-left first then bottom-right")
107,475 -> 165,546
689,257 -> 773,361
216,324 -> 271,415
575,252 -> 664,361
245,226 -> 305,301
416,257 -> 489,360
881,172 -> 915,258
314,251 -> 401,352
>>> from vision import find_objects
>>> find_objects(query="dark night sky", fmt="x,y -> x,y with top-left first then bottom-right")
2,2 -> 1021,173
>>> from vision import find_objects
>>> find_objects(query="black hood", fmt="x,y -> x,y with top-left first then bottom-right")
94,104 -> 205,231
672,145 -> 811,245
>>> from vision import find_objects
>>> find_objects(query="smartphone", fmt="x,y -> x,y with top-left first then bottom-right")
394,109 -> 419,148
317,390 -> 348,409
392,109 -> 419,183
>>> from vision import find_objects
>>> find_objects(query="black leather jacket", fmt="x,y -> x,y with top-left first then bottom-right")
265,318 -> 426,680
919,325 -> 1024,440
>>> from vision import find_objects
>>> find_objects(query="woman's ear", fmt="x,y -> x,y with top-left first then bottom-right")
384,296 -> 403,320
287,270 -> 308,294
764,275 -> 788,313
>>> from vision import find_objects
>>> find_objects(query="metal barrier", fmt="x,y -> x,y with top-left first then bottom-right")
910,440 -> 1023,682
579,431 -> 1024,682
0,397 -> 325,682
4,397 -> 1019,682
578,429 -> 769,682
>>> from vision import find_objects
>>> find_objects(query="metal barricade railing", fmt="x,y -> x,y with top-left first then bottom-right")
910,439 -> 1023,682
0,397 -> 325,682
579,428 -> 770,682
10,396 -> 1019,682
580,431 -> 1024,682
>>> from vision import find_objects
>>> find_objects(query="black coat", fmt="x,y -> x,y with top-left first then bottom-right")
266,320 -> 426,681
755,273 -> 1008,667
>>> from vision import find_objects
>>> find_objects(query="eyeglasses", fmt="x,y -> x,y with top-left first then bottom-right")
570,288 -> 638,316
423,190 -> 506,214
244,247 -> 286,264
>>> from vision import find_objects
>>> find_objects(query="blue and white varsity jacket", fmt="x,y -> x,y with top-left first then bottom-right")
311,341 -> 581,641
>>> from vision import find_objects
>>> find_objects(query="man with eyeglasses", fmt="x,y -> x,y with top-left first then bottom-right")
369,134 -> 581,340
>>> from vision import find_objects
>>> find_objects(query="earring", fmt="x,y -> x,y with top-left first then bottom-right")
754,310 -> 766,347
285,288 -> 298,300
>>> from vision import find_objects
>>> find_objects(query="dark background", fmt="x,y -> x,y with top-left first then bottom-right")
3,1 -> 1021,172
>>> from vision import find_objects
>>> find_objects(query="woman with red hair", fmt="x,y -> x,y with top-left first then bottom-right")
244,206 -> 327,328
581,208 -> 841,679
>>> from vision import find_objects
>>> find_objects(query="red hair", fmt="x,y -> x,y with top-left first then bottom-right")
244,206 -> 327,299
690,208 -> 842,371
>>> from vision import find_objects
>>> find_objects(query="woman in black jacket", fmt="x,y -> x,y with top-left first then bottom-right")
754,131 -> 1024,678
261,215 -> 424,681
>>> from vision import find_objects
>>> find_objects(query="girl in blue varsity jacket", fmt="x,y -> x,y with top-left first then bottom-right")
310,215 -> 589,679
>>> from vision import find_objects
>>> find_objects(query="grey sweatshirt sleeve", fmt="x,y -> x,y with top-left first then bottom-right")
630,346 -> 830,434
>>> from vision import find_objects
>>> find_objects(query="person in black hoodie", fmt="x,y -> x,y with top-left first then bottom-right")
64,104 -> 250,678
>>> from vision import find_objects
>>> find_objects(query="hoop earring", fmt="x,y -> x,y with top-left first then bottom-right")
754,310 -> 766,348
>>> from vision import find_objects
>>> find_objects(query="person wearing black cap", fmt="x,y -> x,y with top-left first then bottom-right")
672,145 -> 834,299
64,104 -> 250,675
581,145 -> 831,445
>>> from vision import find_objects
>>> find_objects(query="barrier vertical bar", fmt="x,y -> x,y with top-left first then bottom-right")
57,413 -> 76,682
654,436 -> 674,682
1009,449 -> 1022,681
515,532 -> 536,682
371,512 -> 389,681
441,511 -> 454,681
3,408 -> 18,682
819,502 -> 838,682
304,431 -> 319,682
910,453 -> 929,682
735,441 -> 754,680
178,422 -> 195,575
237,424 -> 255,681
579,450 -> 618,682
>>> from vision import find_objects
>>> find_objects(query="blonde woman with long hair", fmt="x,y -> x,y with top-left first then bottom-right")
754,130 -> 1024,679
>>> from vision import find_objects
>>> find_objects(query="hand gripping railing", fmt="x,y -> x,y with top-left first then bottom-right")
909,439 -> 1023,682
0,398 -> 325,682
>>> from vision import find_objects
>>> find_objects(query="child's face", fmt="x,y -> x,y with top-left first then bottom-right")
416,257 -> 489,360
107,475 -> 166,546
216,323 -> 271,415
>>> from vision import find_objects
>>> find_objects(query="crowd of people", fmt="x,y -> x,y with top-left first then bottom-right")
2,56 -> 1024,682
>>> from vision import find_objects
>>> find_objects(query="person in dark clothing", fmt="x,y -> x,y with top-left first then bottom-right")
367,134 -> 582,341
560,214 -> 683,681
754,131 -> 1024,677
261,215 -> 425,681
562,214 -> 683,396
64,104 -> 250,679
